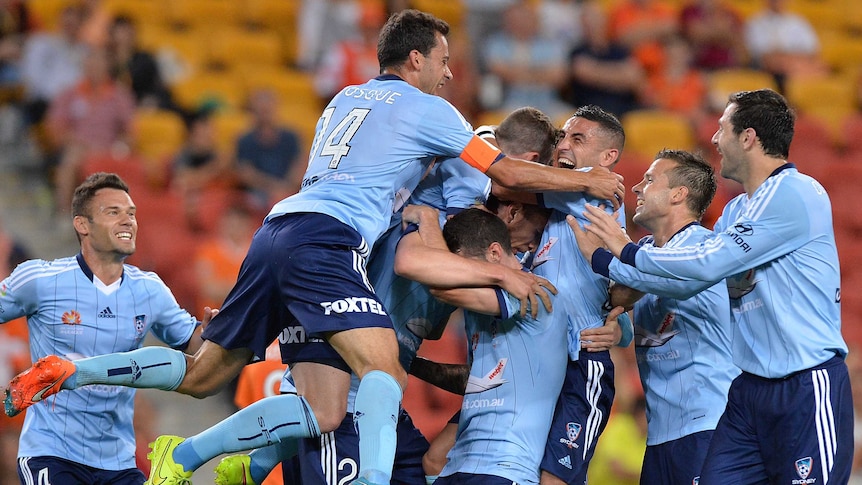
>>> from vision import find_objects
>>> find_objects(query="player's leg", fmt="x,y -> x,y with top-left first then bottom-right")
423,413 -> 459,484
540,352 -> 615,485
640,430 -> 714,485
759,356 -> 853,485
327,326 -> 408,485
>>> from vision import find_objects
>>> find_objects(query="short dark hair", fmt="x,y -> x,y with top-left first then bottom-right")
71,172 -> 130,219
572,104 -> 625,158
727,89 -> 795,159
377,9 -> 449,72
655,149 -> 716,220
496,107 -> 558,165
443,208 -> 512,259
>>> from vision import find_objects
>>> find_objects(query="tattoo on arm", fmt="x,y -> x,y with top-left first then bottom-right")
409,356 -> 469,395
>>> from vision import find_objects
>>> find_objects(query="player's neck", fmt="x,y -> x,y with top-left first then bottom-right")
651,214 -> 698,247
743,155 -> 787,197
80,249 -> 126,285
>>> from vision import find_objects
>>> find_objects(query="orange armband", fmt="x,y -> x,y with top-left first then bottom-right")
460,134 -> 504,173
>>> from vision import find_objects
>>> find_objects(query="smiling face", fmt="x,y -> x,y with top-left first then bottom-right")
554,117 -> 611,170
417,32 -> 452,95
632,158 -> 677,231
75,188 -> 137,258
711,103 -> 746,183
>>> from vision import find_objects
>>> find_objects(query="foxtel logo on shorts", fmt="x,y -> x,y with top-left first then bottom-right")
320,297 -> 387,316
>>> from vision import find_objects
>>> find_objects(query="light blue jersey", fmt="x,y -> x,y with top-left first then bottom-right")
441,289 -> 568,484
625,164 -> 846,378
536,179 -> 625,360
0,254 -> 197,470
268,75 -> 491,247
607,224 -> 738,445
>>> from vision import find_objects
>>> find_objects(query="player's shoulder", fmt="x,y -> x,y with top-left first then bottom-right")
122,264 -> 167,286
8,256 -> 77,283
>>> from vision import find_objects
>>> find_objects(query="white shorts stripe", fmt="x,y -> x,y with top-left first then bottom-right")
18,457 -> 33,485
583,360 -> 605,460
320,431 -> 338,485
812,368 -> 837,484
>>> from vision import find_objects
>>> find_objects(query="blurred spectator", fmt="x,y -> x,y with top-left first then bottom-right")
537,0 -> 586,55
564,2 -> 645,118
484,1 -> 572,118
46,47 -> 135,216
193,204 -> 254,311
236,89 -> 303,209
107,15 -> 176,111
20,4 -> 86,124
744,0 -> 827,89
608,0 -> 679,75
79,0 -> 111,48
587,397 -> 648,485
0,213 -> 31,276
171,108 -> 236,227
313,1 -> 384,100
297,0 -> 362,71
640,35 -> 708,122
680,0 -> 746,70
437,29 -> 482,123
464,0 -> 517,73
0,0 -> 36,89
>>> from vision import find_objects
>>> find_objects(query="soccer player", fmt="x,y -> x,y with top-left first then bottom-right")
575,89 -> 853,484
400,206 -> 569,485
6,11 -> 624,485
213,106 -> 560,485
572,149 -> 738,483
0,172 -> 207,485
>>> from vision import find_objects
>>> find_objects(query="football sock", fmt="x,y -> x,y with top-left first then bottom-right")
353,370 -> 402,484
67,347 -> 187,391
248,439 -> 298,484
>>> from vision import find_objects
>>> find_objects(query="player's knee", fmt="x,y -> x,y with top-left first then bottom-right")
311,406 -> 347,433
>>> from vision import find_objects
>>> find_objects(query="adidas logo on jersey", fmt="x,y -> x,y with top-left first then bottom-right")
98,307 -> 116,318
558,455 -> 572,469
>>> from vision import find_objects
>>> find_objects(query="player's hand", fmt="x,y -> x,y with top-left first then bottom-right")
201,306 -> 219,329
566,214 -> 605,262
582,205 -> 632,257
401,204 -> 439,229
583,169 -> 625,210
501,267 -> 557,318
580,306 -> 626,351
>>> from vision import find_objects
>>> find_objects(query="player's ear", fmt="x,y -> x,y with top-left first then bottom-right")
408,49 -> 423,70
670,185 -> 689,205
73,215 -> 89,237
487,241 -> 505,263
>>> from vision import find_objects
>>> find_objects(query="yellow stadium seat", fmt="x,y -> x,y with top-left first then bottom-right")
243,0 -> 300,64
103,0 -> 165,26
236,67 -> 322,113
410,0 -> 465,28
787,0 -> 842,33
785,73 -> 858,142
166,0 -> 239,29
133,110 -> 187,183
707,68 -> 779,110
621,110 -> 695,159
138,28 -> 209,72
172,73 -> 245,111
722,0 -> 765,20
818,31 -> 862,74
208,28 -> 284,70
211,111 -> 253,152
29,0 -> 69,30
278,105 -> 321,155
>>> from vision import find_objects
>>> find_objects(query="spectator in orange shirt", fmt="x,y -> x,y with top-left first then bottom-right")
608,0 -> 679,75
639,36 -> 708,122
193,204 -> 255,311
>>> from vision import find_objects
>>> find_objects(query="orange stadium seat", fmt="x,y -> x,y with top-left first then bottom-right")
621,110 -> 696,160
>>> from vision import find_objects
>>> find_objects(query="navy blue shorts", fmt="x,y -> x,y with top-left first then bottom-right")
540,351 -> 615,484
700,355 -> 853,485
292,409 -> 428,484
640,430 -> 714,485
203,213 -> 393,361
435,473 -> 518,484
17,456 -> 145,485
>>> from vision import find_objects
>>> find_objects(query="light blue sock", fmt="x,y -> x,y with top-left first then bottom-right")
174,394 -> 320,472
65,347 -> 187,391
248,439 -> 298,484
354,370 -> 402,484
425,475 -> 439,484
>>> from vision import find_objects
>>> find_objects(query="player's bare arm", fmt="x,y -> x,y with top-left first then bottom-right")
409,356 -> 468,395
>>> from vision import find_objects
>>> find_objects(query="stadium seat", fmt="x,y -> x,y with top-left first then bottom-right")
137,28 -> 209,73
621,110 -> 696,160
242,0 -> 300,65
211,111 -> 252,152
29,0 -> 68,30
721,0 -> 764,19
238,66 -> 321,113
410,0 -> 465,28
706,69 -> 779,111
172,73 -> 245,112
784,74 -> 858,143
208,28 -> 284,70
103,0 -> 165,26
787,0 -> 842,33
166,0 -> 239,30
133,110 -> 188,186
818,31 -> 862,75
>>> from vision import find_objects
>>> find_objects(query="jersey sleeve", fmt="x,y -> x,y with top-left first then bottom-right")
410,96 -> 500,171
0,260 -> 43,323
439,159 -> 492,214
146,275 -> 199,348
633,178 -> 814,281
